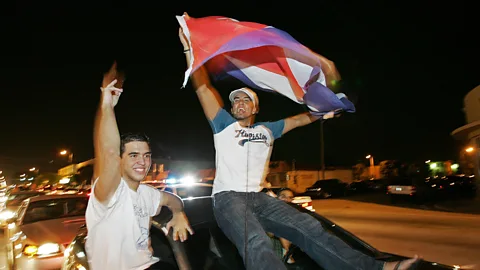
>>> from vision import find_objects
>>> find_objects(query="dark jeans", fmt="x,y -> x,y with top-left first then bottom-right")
213,191 -> 384,270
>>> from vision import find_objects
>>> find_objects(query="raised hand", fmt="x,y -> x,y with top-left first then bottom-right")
100,62 -> 124,108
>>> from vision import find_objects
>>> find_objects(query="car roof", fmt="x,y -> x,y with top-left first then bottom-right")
27,194 -> 88,202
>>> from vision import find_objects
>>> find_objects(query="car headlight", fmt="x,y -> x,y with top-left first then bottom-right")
23,243 -> 61,256
0,210 -> 14,220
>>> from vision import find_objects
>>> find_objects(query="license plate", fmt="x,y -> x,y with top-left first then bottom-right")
395,187 -> 402,191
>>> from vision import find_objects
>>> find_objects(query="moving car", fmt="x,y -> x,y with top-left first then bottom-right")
5,194 -> 88,269
0,191 -> 45,229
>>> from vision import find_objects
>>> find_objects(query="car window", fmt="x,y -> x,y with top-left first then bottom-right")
22,197 -> 88,224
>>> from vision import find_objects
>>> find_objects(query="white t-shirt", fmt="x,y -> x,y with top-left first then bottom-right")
209,109 -> 285,194
85,179 -> 163,270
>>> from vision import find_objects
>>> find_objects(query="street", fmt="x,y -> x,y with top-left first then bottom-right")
0,198 -> 478,269
313,198 -> 480,268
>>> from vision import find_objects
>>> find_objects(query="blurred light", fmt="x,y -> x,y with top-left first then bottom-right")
59,177 -> 70,184
365,155 -> 371,159
0,210 -> 14,220
465,147 -> 474,153
180,175 -> 195,184
429,163 -> 437,169
27,177 -> 34,181
60,150 -> 68,155
166,178 -> 177,184
20,174 -> 26,177
451,164 -> 459,169
37,243 -> 60,255
29,167 -> 35,171
425,160 -> 431,163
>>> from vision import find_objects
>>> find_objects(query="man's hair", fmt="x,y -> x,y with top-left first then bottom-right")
120,133 -> 151,156
277,187 -> 294,197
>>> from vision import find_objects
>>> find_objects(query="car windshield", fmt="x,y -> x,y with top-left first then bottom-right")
22,197 -> 88,224
6,193 -> 41,207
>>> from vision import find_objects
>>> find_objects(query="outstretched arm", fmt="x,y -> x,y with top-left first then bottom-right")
93,62 -> 124,204
179,13 -> 223,121
282,112 -> 321,135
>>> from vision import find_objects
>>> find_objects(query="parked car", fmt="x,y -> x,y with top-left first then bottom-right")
62,196 -> 465,270
386,176 -> 433,204
261,187 -> 315,212
301,179 -> 348,199
5,194 -> 88,269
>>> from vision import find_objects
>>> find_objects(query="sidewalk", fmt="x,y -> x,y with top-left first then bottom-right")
433,197 -> 480,214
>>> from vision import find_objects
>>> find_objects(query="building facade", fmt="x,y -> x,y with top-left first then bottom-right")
451,85 -> 480,187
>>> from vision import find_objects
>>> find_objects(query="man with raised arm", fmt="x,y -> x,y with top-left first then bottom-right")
85,63 -> 193,270
179,13 -> 418,270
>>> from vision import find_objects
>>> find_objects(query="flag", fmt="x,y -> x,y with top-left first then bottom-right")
177,15 -> 355,116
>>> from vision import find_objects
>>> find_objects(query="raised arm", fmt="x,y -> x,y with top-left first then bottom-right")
179,15 -> 223,121
93,63 -> 124,203
310,50 -> 341,90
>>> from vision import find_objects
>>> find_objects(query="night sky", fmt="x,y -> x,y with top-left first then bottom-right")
0,1 -> 478,175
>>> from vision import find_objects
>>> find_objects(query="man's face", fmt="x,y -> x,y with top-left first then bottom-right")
231,92 -> 257,120
278,190 -> 294,203
121,141 -> 152,183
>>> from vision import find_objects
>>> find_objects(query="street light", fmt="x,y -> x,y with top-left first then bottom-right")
466,147 -> 474,153
60,150 -> 74,164
366,155 -> 374,178
29,167 -> 36,171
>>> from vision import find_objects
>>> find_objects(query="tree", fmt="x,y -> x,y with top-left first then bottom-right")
352,163 -> 366,180
379,160 -> 398,178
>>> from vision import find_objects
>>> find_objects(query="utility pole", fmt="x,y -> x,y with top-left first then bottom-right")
320,120 -> 326,180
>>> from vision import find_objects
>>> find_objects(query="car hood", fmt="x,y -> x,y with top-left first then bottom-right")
20,216 -> 85,245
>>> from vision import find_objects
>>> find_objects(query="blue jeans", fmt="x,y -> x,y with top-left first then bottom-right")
213,191 -> 384,270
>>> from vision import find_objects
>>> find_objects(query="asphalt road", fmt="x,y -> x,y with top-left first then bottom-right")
313,198 -> 480,268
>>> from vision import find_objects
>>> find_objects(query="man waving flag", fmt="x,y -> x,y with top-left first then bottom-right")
177,13 -> 355,117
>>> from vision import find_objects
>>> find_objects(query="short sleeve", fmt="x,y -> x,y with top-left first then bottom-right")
86,179 -> 125,225
259,120 -> 285,140
146,187 -> 163,217
208,108 -> 236,134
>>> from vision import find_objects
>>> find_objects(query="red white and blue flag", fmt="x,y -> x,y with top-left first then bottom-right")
177,15 -> 355,116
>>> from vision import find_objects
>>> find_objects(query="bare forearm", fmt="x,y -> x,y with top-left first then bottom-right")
283,112 -> 321,134
95,105 -> 120,159
292,112 -> 320,127
93,104 -> 121,199
161,191 -> 184,214
184,50 -> 212,91
184,50 -> 223,119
